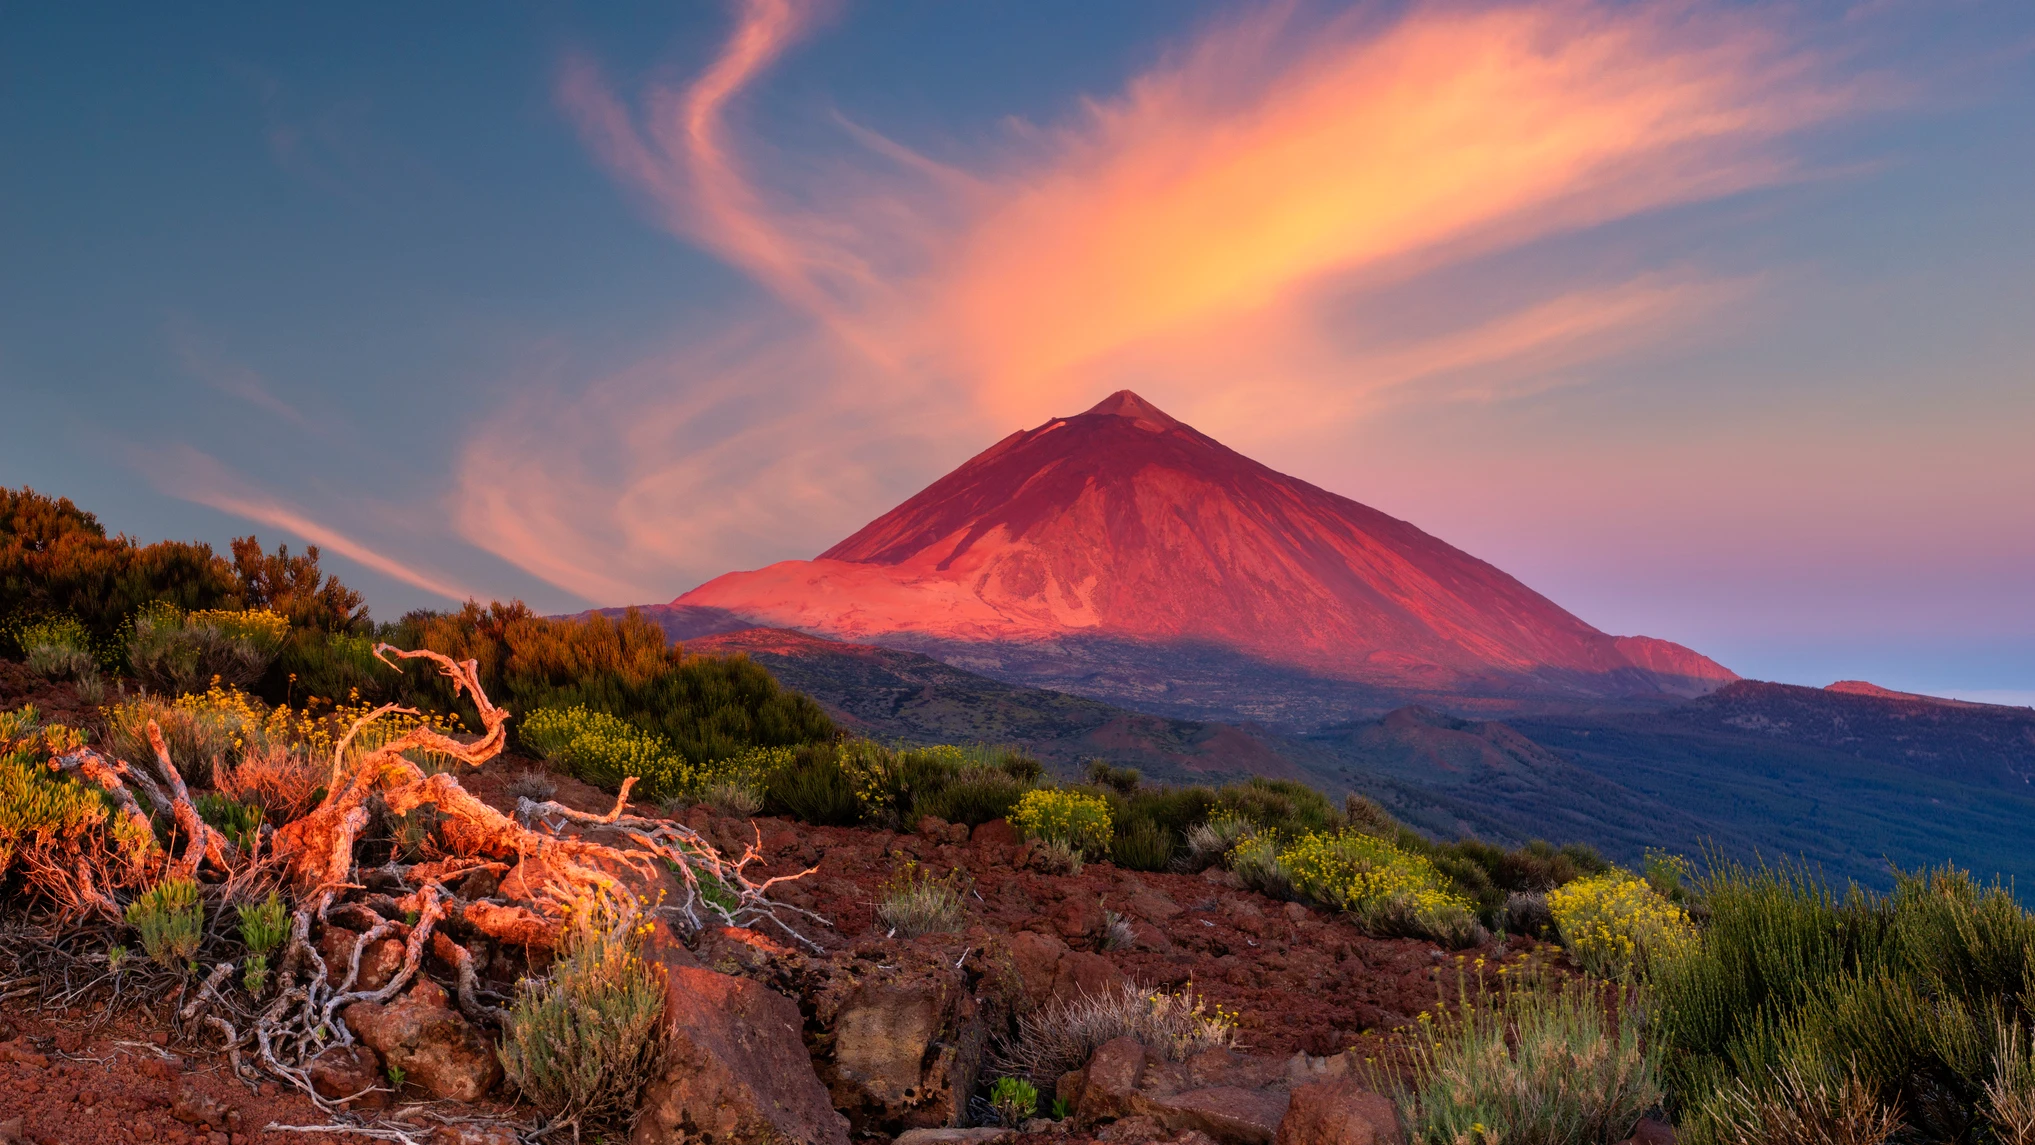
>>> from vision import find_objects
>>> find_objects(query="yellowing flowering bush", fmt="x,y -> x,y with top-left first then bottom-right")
0,705 -> 109,876
1010,788 -> 1113,857
1280,831 -> 1480,945
1547,869 -> 1695,980
522,705 -> 694,800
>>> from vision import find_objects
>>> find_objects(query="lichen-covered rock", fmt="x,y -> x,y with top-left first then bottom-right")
342,979 -> 502,1102
804,941 -> 985,1134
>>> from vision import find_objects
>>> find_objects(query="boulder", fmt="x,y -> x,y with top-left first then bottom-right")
318,927 -> 406,991
694,925 -> 798,978
1003,931 -> 1072,1007
894,1130 -> 1015,1145
1616,1119 -> 1677,1145
971,819 -> 1017,848
1274,1079 -> 1403,1145
1052,951 -> 1129,1004
805,942 -> 985,1133
1144,1086 -> 1290,1145
633,950 -> 849,1145
307,1044 -> 387,1110
342,979 -> 502,1102
1077,1036 -> 1149,1125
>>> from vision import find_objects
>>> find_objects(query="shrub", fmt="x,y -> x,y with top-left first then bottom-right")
19,615 -> 96,681
1183,814 -> 1252,871
912,766 -> 1031,827
1988,1021 -> 2035,1145
105,684 -> 323,788
1110,815 -> 1176,872
876,862 -> 967,938
1380,981 -> 1661,1145
1280,830 -> 1481,946
1010,789 -> 1112,857
990,1076 -> 1040,1127
762,745 -> 863,826
700,780 -> 762,817
1085,760 -> 1140,795
217,743 -> 325,824
397,602 -> 835,764
1547,870 -> 1695,981
523,704 -> 693,800
500,897 -> 667,1133
1699,1064 -> 1903,1145
196,791 -> 264,852
1651,861 -> 2035,1144
1215,778 -> 1341,839
1226,833 -> 1291,898
0,705 -> 110,879
1097,909 -> 1135,952
127,876 -> 204,968
997,983 -> 1236,1083
237,889 -> 290,956
128,603 -> 289,694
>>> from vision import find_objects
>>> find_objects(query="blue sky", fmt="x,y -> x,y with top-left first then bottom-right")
2,1 -> 2032,703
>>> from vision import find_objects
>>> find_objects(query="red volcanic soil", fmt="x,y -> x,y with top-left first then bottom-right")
675,390 -> 1735,700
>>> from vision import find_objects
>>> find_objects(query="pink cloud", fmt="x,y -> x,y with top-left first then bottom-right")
464,0 -> 1867,602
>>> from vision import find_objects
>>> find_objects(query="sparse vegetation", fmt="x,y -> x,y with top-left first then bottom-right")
990,1076 -> 1040,1126
126,876 -> 204,968
1380,980 -> 1661,1145
876,861 -> 967,937
997,983 -> 1237,1084
500,897 -> 669,1134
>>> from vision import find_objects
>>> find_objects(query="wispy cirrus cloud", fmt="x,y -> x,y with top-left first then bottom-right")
460,0 -> 1869,604
142,445 -> 477,603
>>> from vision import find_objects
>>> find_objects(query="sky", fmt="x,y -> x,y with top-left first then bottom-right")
2,1 -> 2032,704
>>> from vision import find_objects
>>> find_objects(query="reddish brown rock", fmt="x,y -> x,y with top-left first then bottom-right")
1077,1036 -> 1149,1125
806,943 -> 985,1133
970,819 -> 1017,848
1003,931 -> 1072,1006
1275,1079 -> 1403,1145
307,1044 -> 387,1110
633,960 -> 849,1145
342,979 -> 502,1102
694,925 -> 796,977
1615,1118 -> 1677,1145
459,900 -> 555,950
1052,950 -> 1129,1004
1147,1087 -> 1291,1145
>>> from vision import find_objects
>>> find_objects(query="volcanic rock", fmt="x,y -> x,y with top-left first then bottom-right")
663,391 -> 1735,701
1275,1079 -> 1403,1145
341,979 -> 502,1102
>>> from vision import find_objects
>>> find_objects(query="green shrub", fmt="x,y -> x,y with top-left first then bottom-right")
1652,861 -> 2035,1145
237,889 -> 290,955
1184,813 -> 1253,871
128,603 -> 289,694
500,898 -> 667,1132
1085,760 -> 1140,795
762,744 -> 863,826
397,602 -> 835,764
990,1076 -> 1040,1127
127,876 -> 204,968
876,862 -> 967,937
1379,981 -> 1661,1145
1215,777 -> 1341,839
1,705 -> 109,877
197,791 -> 264,853
1010,789 -> 1113,857
19,615 -> 97,681
1547,869 -> 1695,981
913,766 -> 1031,826
522,704 -> 693,800
1279,830 -> 1480,946
1110,815 -> 1176,872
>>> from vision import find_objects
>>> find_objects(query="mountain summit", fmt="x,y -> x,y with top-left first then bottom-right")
669,391 -> 1734,703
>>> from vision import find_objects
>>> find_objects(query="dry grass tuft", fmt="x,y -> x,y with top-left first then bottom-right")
996,982 -> 1236,1084
217,743 -> 324,824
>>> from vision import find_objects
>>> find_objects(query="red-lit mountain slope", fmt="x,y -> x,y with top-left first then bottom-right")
670,391 -> 1735,703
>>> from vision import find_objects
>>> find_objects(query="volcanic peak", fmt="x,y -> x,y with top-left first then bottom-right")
675,391 -> 1736,701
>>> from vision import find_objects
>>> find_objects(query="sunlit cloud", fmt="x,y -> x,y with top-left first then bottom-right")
142,445 -> 477,603
167,318 -> 311,428
471,0 -> 1865,603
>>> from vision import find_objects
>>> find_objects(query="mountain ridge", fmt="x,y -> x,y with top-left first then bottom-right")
670,390 -> 1736,707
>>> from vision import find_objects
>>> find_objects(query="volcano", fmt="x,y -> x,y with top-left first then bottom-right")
656,391 -> 1734,711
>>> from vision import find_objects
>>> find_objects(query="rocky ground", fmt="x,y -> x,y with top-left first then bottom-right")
2,738 -> 1609,1145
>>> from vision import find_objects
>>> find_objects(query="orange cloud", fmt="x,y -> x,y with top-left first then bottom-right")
483,0 -> 1859,603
